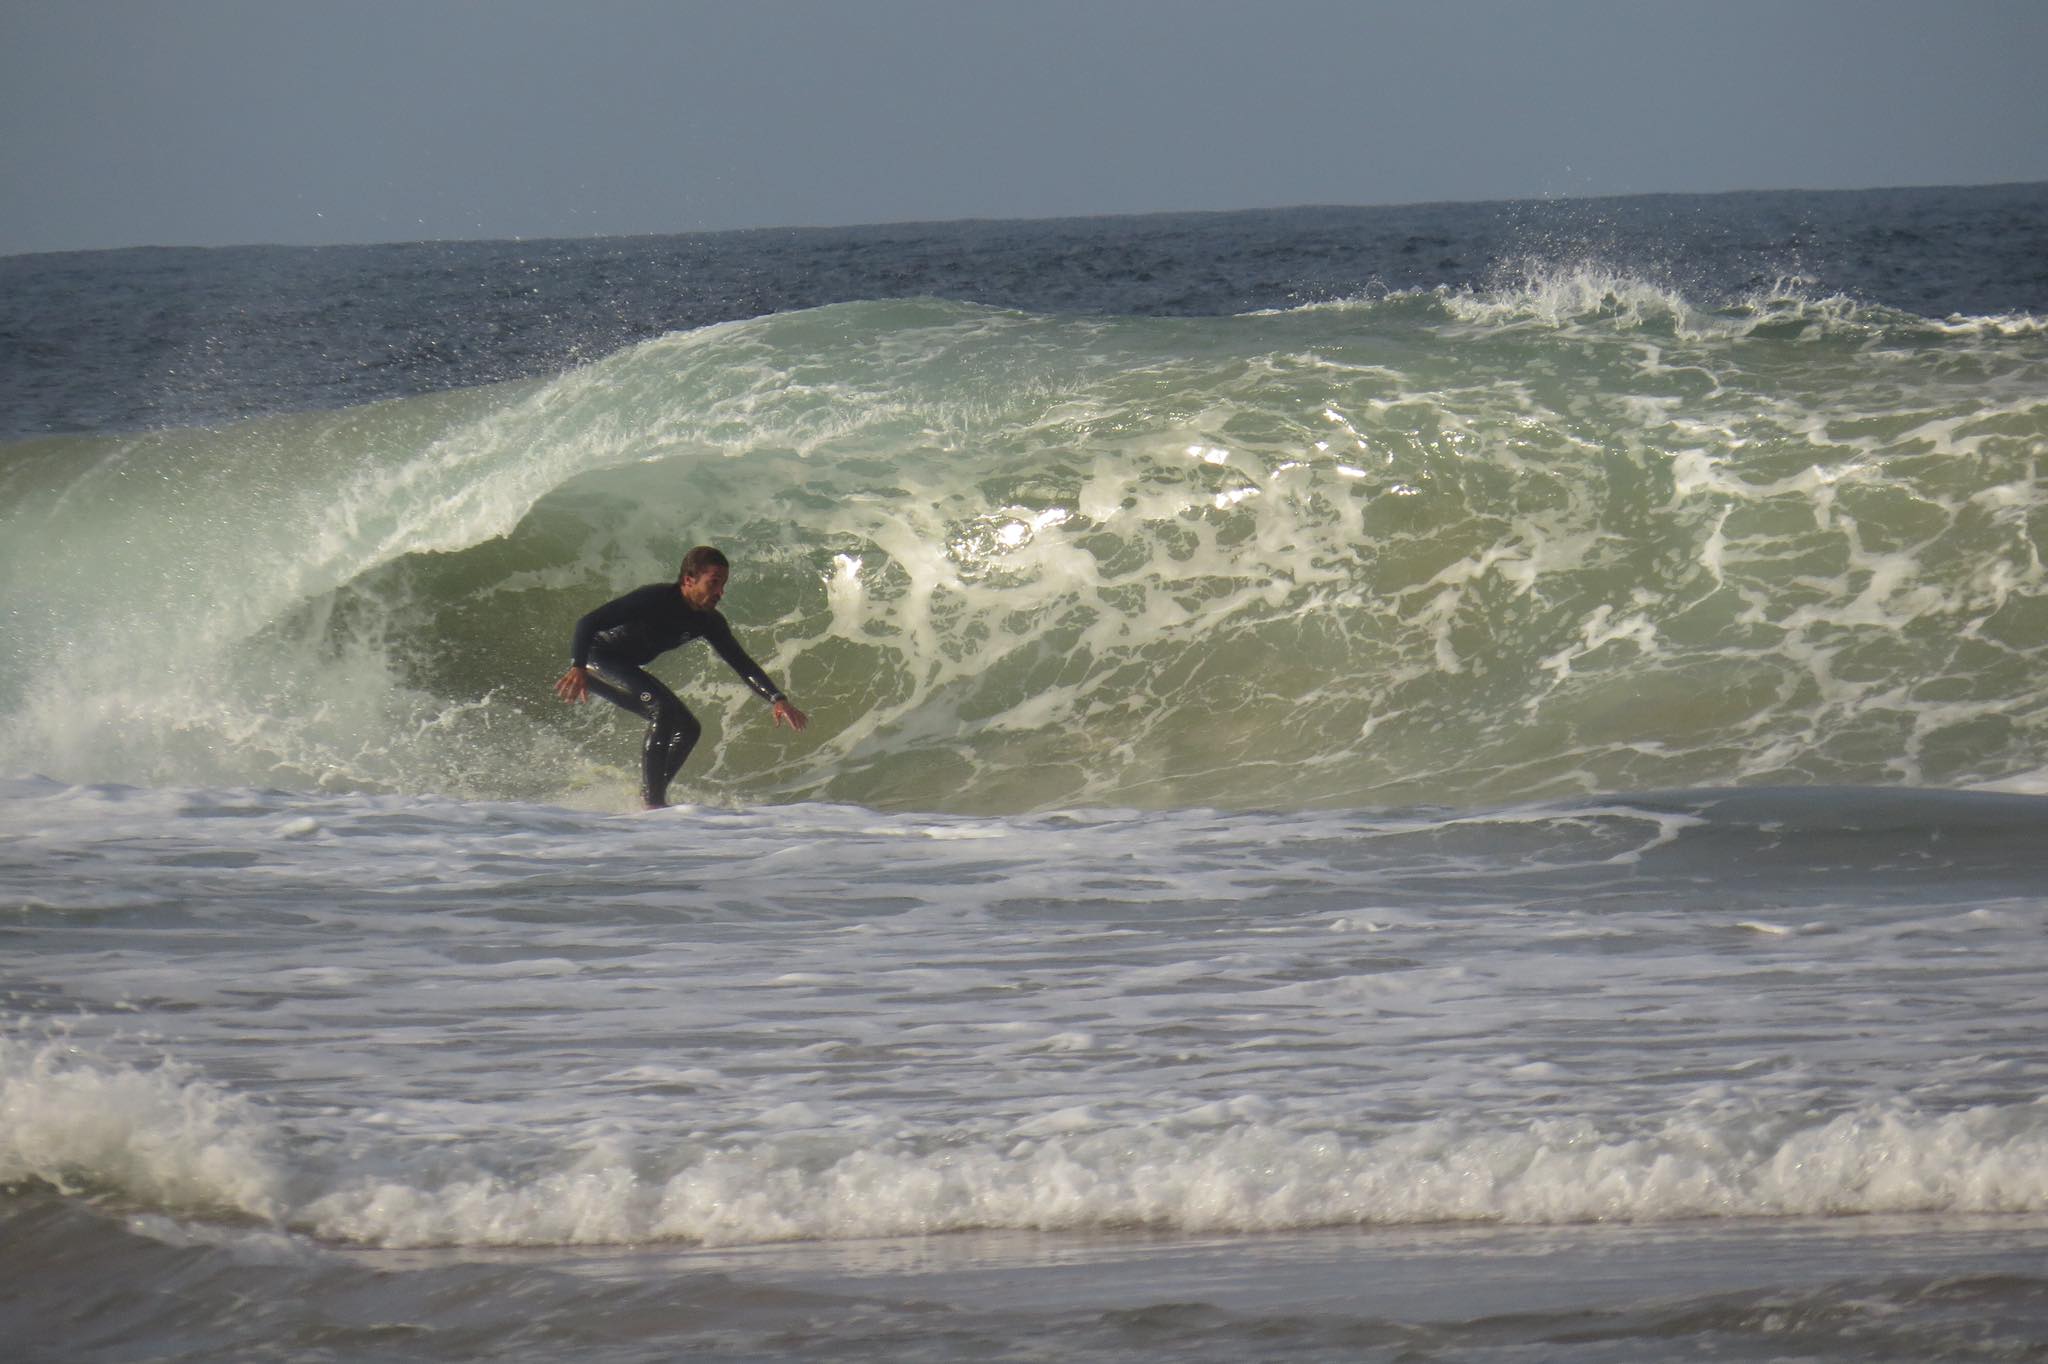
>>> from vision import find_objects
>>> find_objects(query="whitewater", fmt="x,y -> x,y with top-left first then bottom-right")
5,185 -> 2048,1361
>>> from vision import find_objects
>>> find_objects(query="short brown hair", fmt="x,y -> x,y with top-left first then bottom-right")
678,545 -> 729,582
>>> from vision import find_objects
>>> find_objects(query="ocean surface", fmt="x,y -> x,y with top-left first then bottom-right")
4,184 -> 2047,1360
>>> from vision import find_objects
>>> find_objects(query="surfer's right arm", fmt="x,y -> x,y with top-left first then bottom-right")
554,665 -> 591,703
556,598 -> 621,703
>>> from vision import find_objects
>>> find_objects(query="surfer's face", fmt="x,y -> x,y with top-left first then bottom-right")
680,566 -> 728,610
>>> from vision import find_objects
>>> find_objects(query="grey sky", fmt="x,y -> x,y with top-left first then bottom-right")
4,0 -> 2045,255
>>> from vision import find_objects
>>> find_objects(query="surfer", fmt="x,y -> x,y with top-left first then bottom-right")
554,545 -> 808,809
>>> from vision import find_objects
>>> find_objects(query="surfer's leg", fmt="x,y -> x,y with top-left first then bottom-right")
585,660 -> 700,808
642,692 -> 701,808
578,660 -> 650,719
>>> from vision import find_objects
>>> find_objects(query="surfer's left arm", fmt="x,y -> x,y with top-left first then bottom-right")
708,617 -> 808,732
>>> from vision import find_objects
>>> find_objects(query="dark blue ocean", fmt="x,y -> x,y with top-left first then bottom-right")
4,185 -> 2048,1362
7,183 -> 2045,441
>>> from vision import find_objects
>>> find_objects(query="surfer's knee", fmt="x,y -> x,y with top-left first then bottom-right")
649,695 -> 695,738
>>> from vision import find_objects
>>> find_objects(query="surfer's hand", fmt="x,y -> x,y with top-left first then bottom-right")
773,699 -> 808,732
554,667 -> 590,703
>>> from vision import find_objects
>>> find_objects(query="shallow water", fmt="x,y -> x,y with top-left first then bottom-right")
6,779 -> 2048,1358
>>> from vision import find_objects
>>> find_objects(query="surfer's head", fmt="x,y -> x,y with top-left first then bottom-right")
678,545 -> 729,583
678,545 -> 731,609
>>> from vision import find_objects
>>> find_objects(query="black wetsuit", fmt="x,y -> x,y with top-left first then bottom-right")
570,583 -> 786,807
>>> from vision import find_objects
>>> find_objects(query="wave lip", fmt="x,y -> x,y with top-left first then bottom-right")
1292,265 -> 2048,347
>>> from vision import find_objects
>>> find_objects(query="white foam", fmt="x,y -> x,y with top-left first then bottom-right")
288,1098 -> 2048,1249
0,1037 -> 286,1221
1436,266 -> 1706,334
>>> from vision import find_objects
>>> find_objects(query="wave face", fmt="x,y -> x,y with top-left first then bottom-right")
4,278 -> 2046,812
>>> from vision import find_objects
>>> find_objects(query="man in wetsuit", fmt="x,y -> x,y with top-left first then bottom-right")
554,545 -> 808,808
